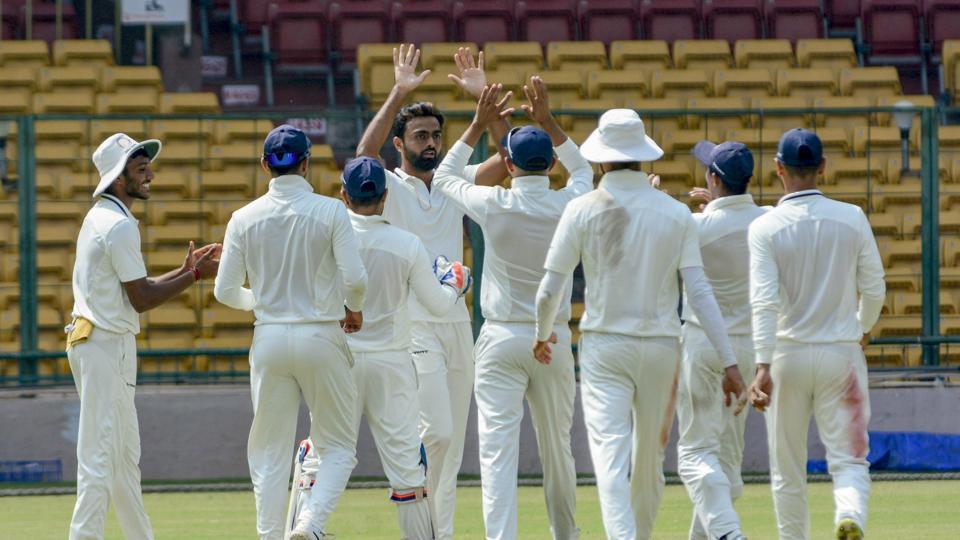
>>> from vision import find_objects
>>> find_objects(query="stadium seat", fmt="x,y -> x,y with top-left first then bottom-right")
876,94 -> 934,149
815,126 -> 854,156
860,0 -> 922,60
34,119 -> 86,144
146,201 -> 216,227
453,0 -> 515,45
587,70 -> 646,105
160,93 -> 221,114
38,66 -> 100,95
795,39 -> 858,77
869,210 -> 901,236
517,0 -> 578,47
33,91 -> 94,114
266,1 -> 330,71
651,70 -> 712,99
100,66 -> 163,97
356,43 -> 401,106
199,171 -> 258,198
214,119 -> 276,144
827,0 -> 863,33
208,143 -> 261,172
538,70 -> 586,105
95,94 -> 157,114
0,66 -> 37,99
391,0 -> 453,44
703,0 -> 764,44
687,97 -> 750,133
777,68 -> 837,98
203,306 -> 256,337
329,0 -> 392,65
420,42 -> 479,75
547,41 -> 607,77
409,70 -> 460,105
242,0 -> 274,35
558,98 -> 618,134
840,67 -> 902,98
673,40 -> 733,76
0,40 -> 48,68
725,126 -> 783,183
877,237 -> 923,268
577,0 -> 641,43
52,39 -> 112,67
714,69 -> 775,98
640,0 -> 700,43
872,315 -> 923,336
926,0 -> 960,57
28,2 -> 80,44
609,40 -> 671,73
734,39 -> 794,75
765,0 -> 824,42
627,98 -> 685,140
812,96 -> 873,137
484,41 -> 543,73
648,160 -> 694,192
151,120 -> 214,143
852,126 -> 903,157
659,129 -> 721,176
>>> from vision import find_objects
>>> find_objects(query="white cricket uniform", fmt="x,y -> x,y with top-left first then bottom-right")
749,189 -> 885,540
677,194 -> 767,540
434,138 -> 593,540
543,170 -> 706,540
68,193 -> 153,540
215,174 -> 367,540
382,162 -> 479,539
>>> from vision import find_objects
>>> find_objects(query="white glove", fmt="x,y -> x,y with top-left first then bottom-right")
433,255 -> 472,298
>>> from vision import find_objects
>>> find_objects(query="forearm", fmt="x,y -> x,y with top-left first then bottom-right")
681,266 -> 737,367
554,138 -> 592,194
488,116 -> 512,159
535,270 -> 569,341
459,121 -> 486,149
213,266 -> 255,311
538,115 -> 567,146
858,295 -> 885,334
135,273 -> 197,312
357,85 -> 409,158
152,265 -> 188,283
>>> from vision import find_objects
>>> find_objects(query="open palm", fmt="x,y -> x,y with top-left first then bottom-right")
448,47 -> 487,99
394,43 -> 430,93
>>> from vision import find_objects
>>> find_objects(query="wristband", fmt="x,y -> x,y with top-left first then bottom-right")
191,266 -> 201,281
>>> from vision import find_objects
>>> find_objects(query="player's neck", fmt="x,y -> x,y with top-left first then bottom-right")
782,179 -> 818,195
402,164 -> 434,190
106,189 -> 134,211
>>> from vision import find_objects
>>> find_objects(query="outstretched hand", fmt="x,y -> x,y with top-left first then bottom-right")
521,75 -> 554,126
394,44 -> 430,94
448,47 -> 487,100
474,84 -> 514,128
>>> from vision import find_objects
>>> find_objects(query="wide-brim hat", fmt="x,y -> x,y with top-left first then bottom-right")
91,133 -> 162,198
580,109 -> 664,163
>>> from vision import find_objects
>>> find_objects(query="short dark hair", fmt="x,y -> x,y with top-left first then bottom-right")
119,148 -> 150,179
783,163 -> 821,181
605,162 -> 642,171
345,190 -> 386,208
719,179 -> 749,196
392,102 -> 444,139
266,154 -> 306,176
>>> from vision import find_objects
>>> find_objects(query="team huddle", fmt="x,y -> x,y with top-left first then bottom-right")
66,44 -> 885,540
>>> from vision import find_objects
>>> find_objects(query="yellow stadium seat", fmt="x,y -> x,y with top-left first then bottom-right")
0,40 -> 49,69
199,171 -> 258,198
852,126 -> 902,157
35,120 -> 87,143
869,212 -> 901,236
686,97 -> 750,133
941,125 -> 960,155
547,41 -> 607,76
483,41 -> 543,73
96,93 -> 158,114
725,126 -> 782,184
651,70 -> 711,99
145,201 -> 216,226
420,42 -> 479,74
811,126 -> 852,159
0,92 -> 31,114
558,98 -> 616,134
146,222 -> 204,247
648,160 -> 693,191
214,119 -> 275,144
796,39 -> 858,76
356,43 -> 400,104
53,39 -> 113,67
750,96 -> 812,131
37,219 -> 78,246
610,40 -> 671,73
734,39 -> 794,75
409,71 -> 460,105
812,96 -> 873,137
203,306 -> 255,337
673,40 -> 732,76
143,249 -> 186,275
587,70 -> 647,106
436,100 -> 474,152
149,170 -> 199,200
777,68 -> 836,98
208,143 -> 261,173
944,238 -> 960,267
536,70 -> 585,106
840,67 -> 902,98
33,91 -> 95,114
872,315 -> 922,336
659,129 -> 720,177
150,119 -> 214,143
714,69 -> 774,98
633,98 -> 685,141
876,238 -> 922,269
39,66 -> 100,94
944,40 -> 960,103
100,66 -> 162,98
876,94 -> 934,150
160,92 -> 221,114
89,120 -> 147,144
484,69 -> 528,108
873,183 -> 921,212
37,140 -> 85,173
0,67 -> 38,98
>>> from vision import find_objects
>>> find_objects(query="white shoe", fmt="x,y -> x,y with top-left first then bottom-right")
289,525 -> 334,540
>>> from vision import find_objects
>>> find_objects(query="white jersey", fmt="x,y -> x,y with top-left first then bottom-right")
683,194 -> 768,336
214,174 -> 367,323
346,212 -> 457,352
433,138 -> 593,323
382,163 -> 479,324
748,189 -> 886,364
544,169 -> 703,338
71,193 -> 148,334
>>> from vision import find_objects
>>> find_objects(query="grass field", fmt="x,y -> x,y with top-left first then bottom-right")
2,481 -> 958,539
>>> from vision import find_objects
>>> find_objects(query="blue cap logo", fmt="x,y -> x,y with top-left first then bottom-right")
263,124 -> 312,168
342,157 -> 387,200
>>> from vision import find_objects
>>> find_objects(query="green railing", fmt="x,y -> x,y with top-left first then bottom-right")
0,105 -> 955,386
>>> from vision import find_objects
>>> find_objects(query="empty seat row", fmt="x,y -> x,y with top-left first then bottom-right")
0,65 -> 162,96
0,6 -> 80,45
0,91 -> 219,115
0,39 -> 112,68
4,118 -> 277,146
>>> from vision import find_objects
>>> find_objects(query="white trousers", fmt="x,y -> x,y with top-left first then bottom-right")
766,341 -> 871,540
677,325 -> 753,540
410,320 -> 475,540
579,332 -> 681,540
68,328 -> 154,540
474,322 -> 578,540
247,323 -> 359,540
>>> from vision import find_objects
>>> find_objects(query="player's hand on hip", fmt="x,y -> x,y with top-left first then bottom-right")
448,47 -> 487,100
394,44 -> 430,94
473,85 -> 514,128
749,363 -> 773,412
341,308 -> 362,333
521,75 -> 554,126
722,365 -> 748,416
533,332 -> 558,365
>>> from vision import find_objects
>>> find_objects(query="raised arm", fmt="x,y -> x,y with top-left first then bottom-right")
356,44 -> 431,159
522,76 -> 592,195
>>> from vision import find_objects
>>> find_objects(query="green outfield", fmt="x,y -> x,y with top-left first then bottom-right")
1,480 -> 957,539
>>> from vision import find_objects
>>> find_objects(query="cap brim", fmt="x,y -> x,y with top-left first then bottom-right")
92,139 -> 162,198
691,140 -> 717,167
580,130 -> 664,163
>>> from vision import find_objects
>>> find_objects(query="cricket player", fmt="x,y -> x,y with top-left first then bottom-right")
748,129 -> 885,540
434,79 -> 592,539
287,156 -> 474,539
677,141 -> 768,540
534,109 -> 746,540
68,133 -> 220,540
214,125 -> 367,540
356,44 -> 511,539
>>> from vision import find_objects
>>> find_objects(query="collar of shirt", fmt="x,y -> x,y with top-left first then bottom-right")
393,166 -> 440,209
598,169 -> 652,191
98,193 -> 136,221
509,175 -> 551,192
268,174 -> 314,196
778,188 -> 823,205
702,193 -> 756,214
348,211 -> 389,230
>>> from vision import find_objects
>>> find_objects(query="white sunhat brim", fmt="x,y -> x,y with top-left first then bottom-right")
579,129 -> 664,163
92,139 -> 162,198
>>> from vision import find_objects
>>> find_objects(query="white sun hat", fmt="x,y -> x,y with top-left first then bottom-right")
580,108 -> 664,163
91,133 -> 162,198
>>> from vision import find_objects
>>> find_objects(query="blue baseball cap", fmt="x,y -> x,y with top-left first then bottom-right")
692,140 -> 754,186
776,128 -> 823,167
500,126 -> 553,171
263,124 -> 311,168
342,157 -> 386,200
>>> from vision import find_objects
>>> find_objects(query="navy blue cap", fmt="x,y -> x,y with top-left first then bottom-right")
342,157 -> 386,200
263,124 -> 312,168
776,128 -> 823,167
500,126 -> 553,171
693,140 -> 754,186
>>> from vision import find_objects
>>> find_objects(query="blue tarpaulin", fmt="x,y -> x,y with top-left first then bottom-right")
808,431 -> 960,473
